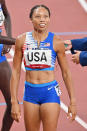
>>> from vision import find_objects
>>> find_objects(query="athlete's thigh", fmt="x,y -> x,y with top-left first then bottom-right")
40,103 -> 60,131
0,61 -> 11,103
0,61 -> 11,86
23,101 -> 41,131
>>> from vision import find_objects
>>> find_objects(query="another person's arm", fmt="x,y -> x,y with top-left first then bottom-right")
2,0 -> 12,37
1,0 -> 13,54
71,37 -> 87,51
65,37 -> 87,51
10,35 -> 23,122
72,51 -> 87,66
64,38 -> 87,66
54,36 -> 76,121
0,35 -> 15,45
71,38 -> 87,66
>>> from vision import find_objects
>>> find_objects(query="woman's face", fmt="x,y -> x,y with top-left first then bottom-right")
31,7 -> 50,32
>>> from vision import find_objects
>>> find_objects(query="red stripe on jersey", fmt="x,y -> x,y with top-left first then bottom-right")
25,64 -> 51,69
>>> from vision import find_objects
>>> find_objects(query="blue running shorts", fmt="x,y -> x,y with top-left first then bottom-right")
23,80 -> 61,105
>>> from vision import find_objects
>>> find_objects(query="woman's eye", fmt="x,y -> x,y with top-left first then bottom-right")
35,16 -> 40,18
44,15 -> 48,18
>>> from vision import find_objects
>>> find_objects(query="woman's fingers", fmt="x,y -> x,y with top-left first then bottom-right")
11,111 -> 21,122
67,105 -> 76,121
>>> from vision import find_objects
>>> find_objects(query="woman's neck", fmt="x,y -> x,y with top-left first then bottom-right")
32,29 -> 48,42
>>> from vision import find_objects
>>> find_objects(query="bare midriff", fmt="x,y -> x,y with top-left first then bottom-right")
25,70 -> 55,84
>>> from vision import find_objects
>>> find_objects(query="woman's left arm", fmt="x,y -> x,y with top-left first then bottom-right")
54,36 -> 77,121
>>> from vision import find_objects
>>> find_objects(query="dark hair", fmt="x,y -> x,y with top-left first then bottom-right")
29,5 -> 51,19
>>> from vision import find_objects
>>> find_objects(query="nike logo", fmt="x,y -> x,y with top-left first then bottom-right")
48,86 -> 53,90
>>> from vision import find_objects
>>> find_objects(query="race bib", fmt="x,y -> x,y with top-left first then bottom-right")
55,85 -> 61,96
24,49 -> 52,69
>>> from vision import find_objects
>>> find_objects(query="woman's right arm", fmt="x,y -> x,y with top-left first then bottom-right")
10,36 -> 23,122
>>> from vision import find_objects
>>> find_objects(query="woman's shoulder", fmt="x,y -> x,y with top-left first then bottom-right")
53,35 -> 63,45
17,31 -> 32,40
15,32 -> 26,48
17,32 -> 26,40
53,35 -> 65,52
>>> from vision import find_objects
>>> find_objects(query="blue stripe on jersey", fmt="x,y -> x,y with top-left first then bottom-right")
25,67 -> 54,71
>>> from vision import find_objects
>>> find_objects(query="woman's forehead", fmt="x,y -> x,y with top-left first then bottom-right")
33,7 -> 49,15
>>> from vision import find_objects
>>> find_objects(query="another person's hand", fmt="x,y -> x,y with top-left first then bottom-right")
67,103 -> 77,121
1,45 -> 12,55
11,102 -> 21,122
64,40 -> 72,51
72,51 -> 81,64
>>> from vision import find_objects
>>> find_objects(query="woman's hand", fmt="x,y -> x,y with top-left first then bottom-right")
67,104 -> 77,121
1,45 -> 12,55
11,102 -> 21,122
